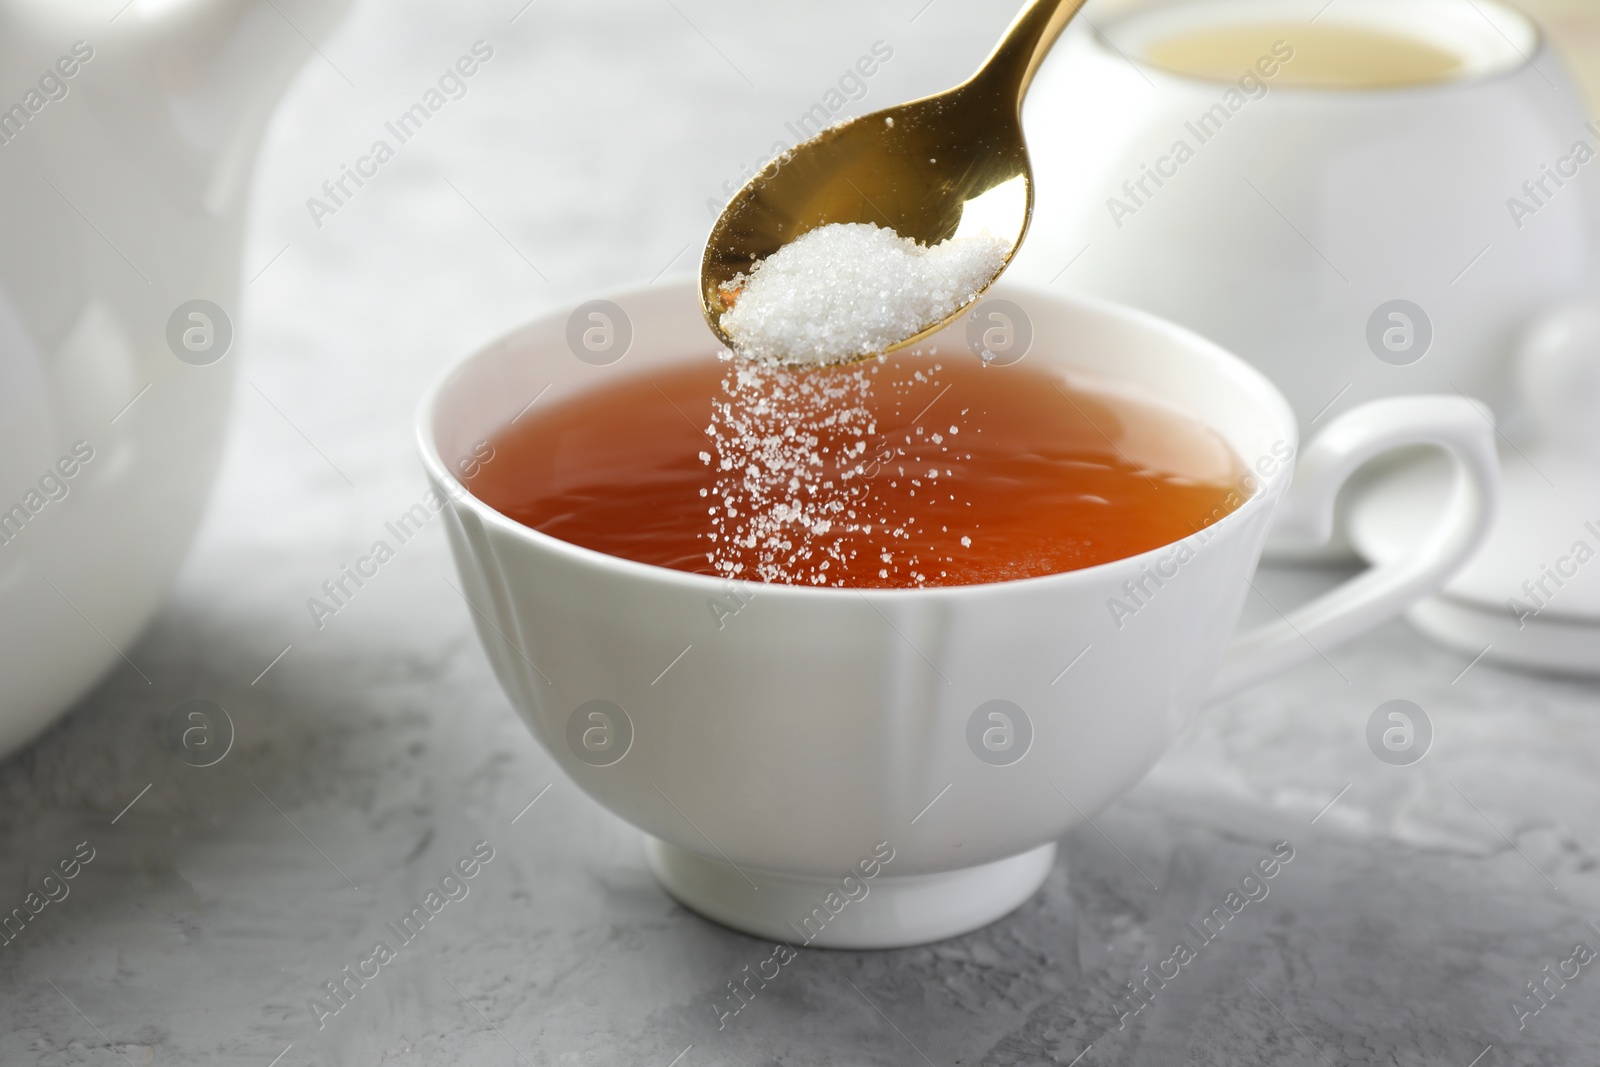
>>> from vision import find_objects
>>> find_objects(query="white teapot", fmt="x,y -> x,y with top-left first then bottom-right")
0,0 -> 349,757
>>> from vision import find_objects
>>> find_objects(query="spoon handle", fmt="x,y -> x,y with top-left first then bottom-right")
973,0 -> 1092,107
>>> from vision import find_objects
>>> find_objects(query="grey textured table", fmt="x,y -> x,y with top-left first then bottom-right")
4,2 -> 1599,1064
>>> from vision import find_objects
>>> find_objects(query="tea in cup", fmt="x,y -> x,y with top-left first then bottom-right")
417,281 -> 1497,946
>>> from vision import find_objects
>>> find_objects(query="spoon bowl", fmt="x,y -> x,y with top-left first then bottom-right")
700,0 -> 1088,360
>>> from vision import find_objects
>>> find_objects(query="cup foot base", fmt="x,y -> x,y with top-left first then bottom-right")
643,838 -> 1056,948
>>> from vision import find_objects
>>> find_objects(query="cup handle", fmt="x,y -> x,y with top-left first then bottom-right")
1208,396 -> 1500,699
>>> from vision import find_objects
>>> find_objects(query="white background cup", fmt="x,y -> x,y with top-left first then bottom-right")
1012,0 -> 1600,434
417,280 -> 1497,948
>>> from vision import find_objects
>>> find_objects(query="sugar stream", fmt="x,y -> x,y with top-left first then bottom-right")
706,221 -> 1001,583
699,353 -> 971,587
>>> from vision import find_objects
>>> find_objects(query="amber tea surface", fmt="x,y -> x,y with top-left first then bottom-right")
468,354 -> 1251,589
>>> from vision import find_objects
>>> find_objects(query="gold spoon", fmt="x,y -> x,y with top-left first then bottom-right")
699,0 -> 1089,362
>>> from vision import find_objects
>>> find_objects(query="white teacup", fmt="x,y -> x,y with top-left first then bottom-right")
417,281 -> 1496,948
1013,0 -> 1600,433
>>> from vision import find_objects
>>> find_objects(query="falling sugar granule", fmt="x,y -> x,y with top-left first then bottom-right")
718,222 -> 1009,366
701,354 -> 967,587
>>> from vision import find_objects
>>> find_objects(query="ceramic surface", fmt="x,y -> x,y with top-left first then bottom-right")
0,0 -> 350,757
1012,0 -> 1600,432
418,280 -> 1498,944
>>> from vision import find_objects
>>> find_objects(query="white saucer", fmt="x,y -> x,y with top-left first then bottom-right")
1346,445 -> 1600,675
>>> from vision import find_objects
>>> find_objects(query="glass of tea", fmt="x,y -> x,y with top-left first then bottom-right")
416,280 -> 1497,948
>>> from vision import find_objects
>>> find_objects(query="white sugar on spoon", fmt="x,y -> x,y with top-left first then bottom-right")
698,0 -> 1091,364
719,222 -> 1009,366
